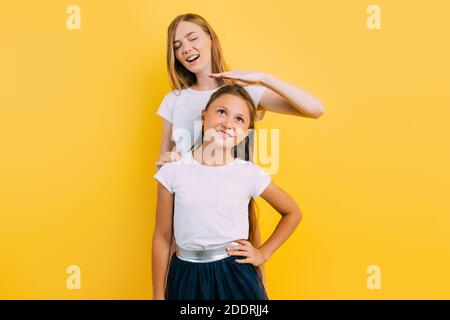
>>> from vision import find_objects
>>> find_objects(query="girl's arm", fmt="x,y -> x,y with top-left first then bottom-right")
258,181 -> 302,262
209,70 -> 325,118
156,119 -> 180,168
229,180 -> 302,265
151,182 -> 174,300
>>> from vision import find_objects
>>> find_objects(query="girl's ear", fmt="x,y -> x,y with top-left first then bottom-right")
201,110 -> 205,125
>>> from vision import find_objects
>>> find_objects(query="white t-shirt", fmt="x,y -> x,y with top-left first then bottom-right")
156,85 -> 267,155
153,151 -> 272,250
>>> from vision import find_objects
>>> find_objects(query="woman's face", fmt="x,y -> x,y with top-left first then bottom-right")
173,21 -> 212,74
202,94 -> 252,149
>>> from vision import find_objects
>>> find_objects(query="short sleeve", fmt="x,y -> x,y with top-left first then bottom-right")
154,163 -> 175,193
156,92 -> 177,123
251,165 -> 272,198
244,85 -> 267,121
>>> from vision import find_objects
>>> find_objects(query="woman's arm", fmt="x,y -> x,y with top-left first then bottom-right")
152,183 -> 174,300
259,73 -> 325,118
209,70 -> 325,118
160,119 -> 175,156
257,181 -> 302,262
156,119 -> 180,168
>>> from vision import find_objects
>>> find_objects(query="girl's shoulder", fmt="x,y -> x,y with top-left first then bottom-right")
234,159 -> 270,175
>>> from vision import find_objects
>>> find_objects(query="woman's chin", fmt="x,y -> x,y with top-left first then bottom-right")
185,62 -> 207,74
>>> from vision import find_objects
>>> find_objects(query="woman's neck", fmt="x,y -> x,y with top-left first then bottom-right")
191,69 -> 223,91
192,143 -> 235,167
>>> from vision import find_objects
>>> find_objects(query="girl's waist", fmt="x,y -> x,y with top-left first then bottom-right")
176,241 -> 240,263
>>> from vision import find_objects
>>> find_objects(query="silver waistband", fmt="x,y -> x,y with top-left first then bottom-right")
176,241 -> 240,263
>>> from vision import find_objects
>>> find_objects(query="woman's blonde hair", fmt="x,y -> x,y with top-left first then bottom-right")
166,13 -> 233,92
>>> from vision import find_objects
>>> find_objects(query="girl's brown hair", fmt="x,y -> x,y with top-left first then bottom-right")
166,13 -> 233,92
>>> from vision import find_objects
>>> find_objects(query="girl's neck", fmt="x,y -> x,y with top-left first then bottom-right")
192,143 -> 235,167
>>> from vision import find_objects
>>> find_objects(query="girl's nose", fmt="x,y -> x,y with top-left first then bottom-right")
221,119 -> 233,130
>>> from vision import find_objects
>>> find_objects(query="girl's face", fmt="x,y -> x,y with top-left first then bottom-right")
173,21 -> 212,74
201,94 -> 252,149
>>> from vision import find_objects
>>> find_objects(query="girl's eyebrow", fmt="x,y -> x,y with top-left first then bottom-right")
173,31 -> 198,44
216,105 -> 248,121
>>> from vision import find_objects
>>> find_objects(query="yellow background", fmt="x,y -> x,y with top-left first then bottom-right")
1,0 -> 449,299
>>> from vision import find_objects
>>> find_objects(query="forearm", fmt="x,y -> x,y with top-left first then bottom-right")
258,211 -> 302,262
159,120 -> 176,156
159,137 -> 175,156
262,73 -> 324,118
152,235 -> 172,300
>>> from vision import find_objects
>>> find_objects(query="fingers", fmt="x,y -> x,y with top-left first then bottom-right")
234,239 -> 252,246
228,250 -> 248,257
166,151 -> 181,161
234,258 -> 251,264
226,245 -> 248,252
208,72 -> 236,79
156,151 -> 181,167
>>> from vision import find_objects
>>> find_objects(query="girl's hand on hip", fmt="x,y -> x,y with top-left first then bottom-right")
226,239 -> 267,267
155,150 -> 181,169
209,69 -> 268,86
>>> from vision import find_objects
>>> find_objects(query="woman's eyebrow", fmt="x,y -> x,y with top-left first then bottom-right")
174,31 -> 197,43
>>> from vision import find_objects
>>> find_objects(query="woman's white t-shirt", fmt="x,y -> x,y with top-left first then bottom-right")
157,85 -> 267,155
154,151 -> 272,250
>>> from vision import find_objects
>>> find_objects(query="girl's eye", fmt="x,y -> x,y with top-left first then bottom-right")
236,117 -> 244,123
217,109 -> 226,115
189,37 -> 198,41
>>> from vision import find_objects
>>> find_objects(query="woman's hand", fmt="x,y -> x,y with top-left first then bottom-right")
209,69 -> 269,86
155,150 -> 181,169
226,239 -> 268,266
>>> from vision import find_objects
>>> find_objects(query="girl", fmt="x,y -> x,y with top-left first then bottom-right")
152,84 -> 302,300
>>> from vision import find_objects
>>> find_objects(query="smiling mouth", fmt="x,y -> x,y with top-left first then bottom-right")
186,54 -> 200,63
216,129 -> 234,138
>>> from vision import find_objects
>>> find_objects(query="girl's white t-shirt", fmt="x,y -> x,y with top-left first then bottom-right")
156,85 -> 267,155
154,151 -> 272,250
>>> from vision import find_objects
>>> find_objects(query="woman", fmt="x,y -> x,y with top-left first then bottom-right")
156,13 -> 325,167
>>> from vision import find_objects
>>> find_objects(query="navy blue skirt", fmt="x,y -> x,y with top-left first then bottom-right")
165,252 -> 269,300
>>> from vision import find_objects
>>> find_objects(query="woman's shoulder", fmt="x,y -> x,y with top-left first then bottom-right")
163,87 -> 188,100
158,88 -> 191,112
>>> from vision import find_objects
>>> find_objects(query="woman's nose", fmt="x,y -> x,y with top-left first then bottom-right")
183,44 -> 193,55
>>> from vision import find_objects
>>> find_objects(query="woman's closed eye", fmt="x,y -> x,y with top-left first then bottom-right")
173,37 -> 197,50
